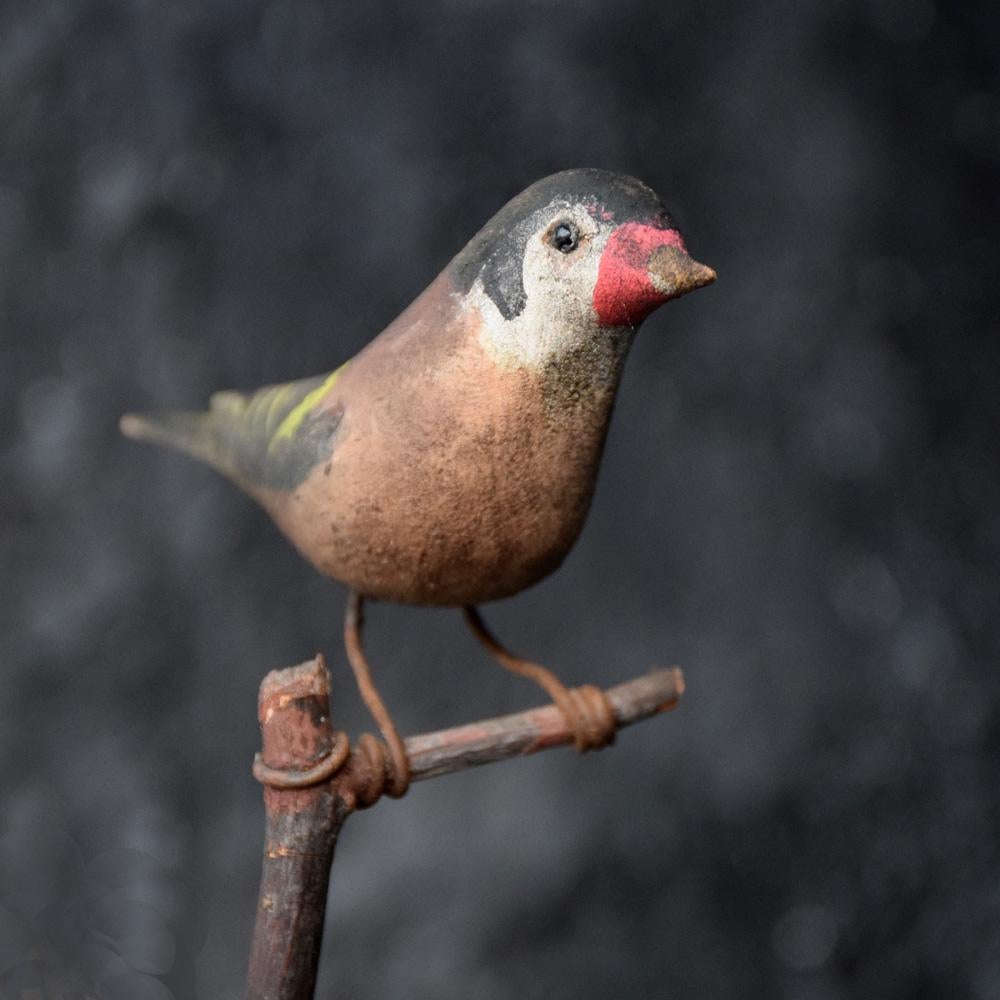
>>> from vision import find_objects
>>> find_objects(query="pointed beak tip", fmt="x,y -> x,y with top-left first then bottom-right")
694,262 -> 717,288
646,243 -> 717,299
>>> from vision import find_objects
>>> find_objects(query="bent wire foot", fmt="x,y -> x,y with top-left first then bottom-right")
463,606 -> 616,752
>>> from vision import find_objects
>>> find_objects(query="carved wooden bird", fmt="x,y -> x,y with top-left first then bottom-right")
122,169 -> 715,793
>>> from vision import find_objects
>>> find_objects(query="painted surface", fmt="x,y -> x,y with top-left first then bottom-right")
122,170 -> 712,605
592,224 -> 687,327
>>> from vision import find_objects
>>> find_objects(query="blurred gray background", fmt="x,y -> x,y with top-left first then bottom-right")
2,0 -> 999,997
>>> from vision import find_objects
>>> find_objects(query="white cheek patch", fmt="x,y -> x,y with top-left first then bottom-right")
471,227 -> 618,372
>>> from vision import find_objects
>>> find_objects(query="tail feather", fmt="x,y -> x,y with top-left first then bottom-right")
121,366 -> 347,492
208,389 -> 249,416
119,410 -> 235,478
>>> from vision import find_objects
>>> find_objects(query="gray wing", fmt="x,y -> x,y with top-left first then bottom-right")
121,366 -> 347,492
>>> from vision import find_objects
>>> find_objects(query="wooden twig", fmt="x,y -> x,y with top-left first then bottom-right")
246,660 -> 348,1000
403,665 -> 684,780
245,658 -> 685,1000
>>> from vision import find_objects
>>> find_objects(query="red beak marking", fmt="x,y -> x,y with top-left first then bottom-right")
593,223 -> 687,327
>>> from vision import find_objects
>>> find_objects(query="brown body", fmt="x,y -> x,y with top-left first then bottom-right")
121,170 -> 715,612
259,273 -> 629,605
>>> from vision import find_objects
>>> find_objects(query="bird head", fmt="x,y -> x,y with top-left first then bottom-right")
451,168 -> 715,373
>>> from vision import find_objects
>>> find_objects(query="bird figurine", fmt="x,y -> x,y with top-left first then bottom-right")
121,168 -> 715,795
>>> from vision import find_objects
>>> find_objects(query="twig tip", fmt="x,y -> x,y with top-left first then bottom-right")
259,654 -> 329,710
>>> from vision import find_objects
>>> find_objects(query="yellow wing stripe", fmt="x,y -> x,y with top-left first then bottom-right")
270,364 -> 347,447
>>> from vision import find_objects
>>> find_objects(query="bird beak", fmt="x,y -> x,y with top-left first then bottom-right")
646,243 -> 717,301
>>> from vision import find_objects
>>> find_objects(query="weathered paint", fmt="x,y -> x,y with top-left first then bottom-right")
593,223 -> 687,327
270,364 -> 347,446
123,169 -> 715,606
451,168 -> 673,321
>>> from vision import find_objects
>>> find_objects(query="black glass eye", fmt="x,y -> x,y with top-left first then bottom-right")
548,221 -> 579,253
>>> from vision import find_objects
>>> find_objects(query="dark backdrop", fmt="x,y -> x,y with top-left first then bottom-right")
2,1 -> 999,997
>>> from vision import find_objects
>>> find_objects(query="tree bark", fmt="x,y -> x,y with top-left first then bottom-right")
245,659 -> 347,1000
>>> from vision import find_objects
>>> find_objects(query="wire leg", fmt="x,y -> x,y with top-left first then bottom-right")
344,591 -> 411,797
463,606 -> 616,752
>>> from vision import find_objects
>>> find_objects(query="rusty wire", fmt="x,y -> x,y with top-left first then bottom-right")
463,605 -> 616,751
253,592 -> 411,804
252,731 -> 351,789
343,591 -> 411,797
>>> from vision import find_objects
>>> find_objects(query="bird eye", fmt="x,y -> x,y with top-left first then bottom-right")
547,221 -> 579,254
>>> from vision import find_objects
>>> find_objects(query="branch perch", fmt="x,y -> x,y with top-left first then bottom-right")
403,665 -> 684,780
245,657 -> 685,1000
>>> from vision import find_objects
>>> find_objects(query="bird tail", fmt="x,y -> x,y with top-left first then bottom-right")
120,369 -> 346,493
119,395 -> 240,479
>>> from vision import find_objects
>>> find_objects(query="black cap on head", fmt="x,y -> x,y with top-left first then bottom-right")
451,169 -> 674,320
